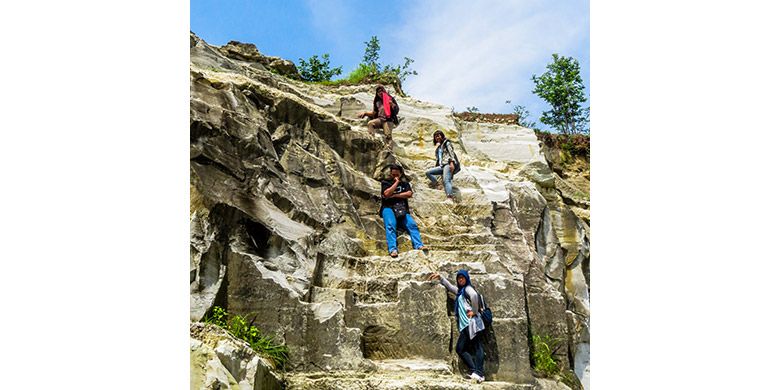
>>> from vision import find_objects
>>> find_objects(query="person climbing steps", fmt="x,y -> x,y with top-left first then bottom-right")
379,164 -> 427,257
357,85 -> 399,144
425,130 -> 460,203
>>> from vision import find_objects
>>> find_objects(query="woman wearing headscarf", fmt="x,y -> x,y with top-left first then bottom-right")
429,269 -> 485,383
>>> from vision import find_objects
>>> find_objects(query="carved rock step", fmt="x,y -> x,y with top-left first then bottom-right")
373,358 -> 453,375
285,369 -> 536,390
356,214 -> 497,240
416,225 -> 495,240
317,251 -> 494,278
420,231 -> 501,246
310,260 -> 526,329
316,262 -> 499,304
334,231 -> 502,256
308,286 -> 351,305
358,238 -> 500,254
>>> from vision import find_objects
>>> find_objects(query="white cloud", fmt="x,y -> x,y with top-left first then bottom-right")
391,0 -> 589,115
303,0 -> 356,53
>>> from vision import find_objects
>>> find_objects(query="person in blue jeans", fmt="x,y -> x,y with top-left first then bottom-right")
380,164 -> 427,258
430,269 -> 485,383
425,130 -> 461,202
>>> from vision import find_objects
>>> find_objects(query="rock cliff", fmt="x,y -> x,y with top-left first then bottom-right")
190,33 -> 590,390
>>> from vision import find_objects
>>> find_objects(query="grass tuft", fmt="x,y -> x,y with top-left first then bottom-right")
204,306 -> 289,369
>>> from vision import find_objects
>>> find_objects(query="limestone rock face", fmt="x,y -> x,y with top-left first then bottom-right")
190,32 -> 590,390
218,40 -> 301,79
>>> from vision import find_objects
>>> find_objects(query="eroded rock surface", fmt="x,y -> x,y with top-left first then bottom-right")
190,323 -> 283,390
190,32 -> 590,390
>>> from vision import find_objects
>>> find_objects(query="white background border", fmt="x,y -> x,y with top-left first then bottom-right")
2,1 -> 779,388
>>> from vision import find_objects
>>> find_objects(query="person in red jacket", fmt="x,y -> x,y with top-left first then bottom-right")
357,85 -> 399,143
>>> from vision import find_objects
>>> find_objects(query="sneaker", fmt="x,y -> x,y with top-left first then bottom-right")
477,375 -> 485,384
389,250 -> 398,258
469,372 -> 481,382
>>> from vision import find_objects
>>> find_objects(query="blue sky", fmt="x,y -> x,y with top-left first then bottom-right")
191,0 -> 589,130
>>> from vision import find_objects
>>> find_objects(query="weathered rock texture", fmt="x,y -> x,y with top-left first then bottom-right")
190,323 -> 283,390
190,32 -> 589,390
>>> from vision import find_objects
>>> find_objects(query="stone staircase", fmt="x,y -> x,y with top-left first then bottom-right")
190,36 -> 588,389
286,163 -> 537,388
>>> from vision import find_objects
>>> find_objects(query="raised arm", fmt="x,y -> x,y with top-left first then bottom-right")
439,274 -> 458,294
382,178 -> 400,198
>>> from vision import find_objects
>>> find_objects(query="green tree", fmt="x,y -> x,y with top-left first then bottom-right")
532,54 -> 589,134
513,105 -> 537,129
297,53 -> 343,82
382,57 -> 418,83
362,36 -> 381,70
343,36 -> 417,92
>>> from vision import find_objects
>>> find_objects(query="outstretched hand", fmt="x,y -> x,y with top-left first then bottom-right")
427,272 -> 441,281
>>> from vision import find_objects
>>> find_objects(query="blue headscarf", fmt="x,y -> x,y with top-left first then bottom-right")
454,269 -> 473,315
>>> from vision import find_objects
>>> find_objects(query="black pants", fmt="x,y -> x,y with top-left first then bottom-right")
456,327 -> 484,377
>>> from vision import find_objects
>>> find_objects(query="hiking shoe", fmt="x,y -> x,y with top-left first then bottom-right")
389,250 -> 398,258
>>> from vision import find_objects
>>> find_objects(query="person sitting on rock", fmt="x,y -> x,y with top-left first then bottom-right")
429,269 -> 485,383
425,130 -> 461,202
357,85 -> 399,144
380,164 -> 427,257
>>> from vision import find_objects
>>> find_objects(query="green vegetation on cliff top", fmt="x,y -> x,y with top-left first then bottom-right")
298,36 -> 417,93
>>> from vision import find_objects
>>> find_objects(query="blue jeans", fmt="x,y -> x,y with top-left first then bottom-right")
456,327 -> 484,377
381,207 -> 424,253
425,165 -> 453,196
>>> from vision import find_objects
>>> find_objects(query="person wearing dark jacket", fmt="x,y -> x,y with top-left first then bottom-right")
429,269 -> 485,383
380,164 -> 426,257
425,130 -> 460,200
357,85 -> 399,143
